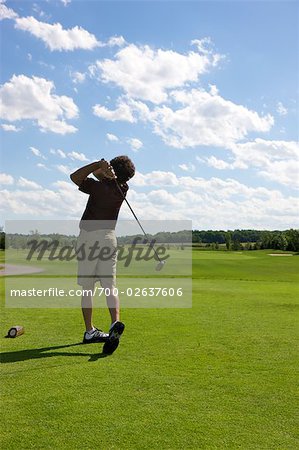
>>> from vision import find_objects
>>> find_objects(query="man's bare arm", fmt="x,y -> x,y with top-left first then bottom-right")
70,161 -> 101,186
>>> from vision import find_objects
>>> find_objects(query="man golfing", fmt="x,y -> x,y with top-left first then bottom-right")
70,156 -> 135,354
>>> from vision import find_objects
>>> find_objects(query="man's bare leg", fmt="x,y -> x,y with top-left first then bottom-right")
106,293 -> 120,324
81,285 -> 94,331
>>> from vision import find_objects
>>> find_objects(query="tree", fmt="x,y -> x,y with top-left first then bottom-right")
0,232 -> 5,250
272,233 -> 288,251
232,239 -> 242,251
286,229 -> 299,252
254,241 -> 261,250
260,231 -> 272,249
225,232 -> 232,250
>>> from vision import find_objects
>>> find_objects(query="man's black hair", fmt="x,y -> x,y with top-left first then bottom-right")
110,155 -> 135,184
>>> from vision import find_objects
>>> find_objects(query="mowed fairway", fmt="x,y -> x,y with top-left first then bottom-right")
0,250 -> 298,449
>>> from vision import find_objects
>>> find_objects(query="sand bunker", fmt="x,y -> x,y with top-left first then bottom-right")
0,264 -> 44,276
268,253 -> 293,257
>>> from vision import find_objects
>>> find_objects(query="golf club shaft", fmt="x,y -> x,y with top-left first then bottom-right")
113,179 -> 163,263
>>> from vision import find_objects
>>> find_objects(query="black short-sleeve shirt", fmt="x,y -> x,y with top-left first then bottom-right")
79,178 -> 128,230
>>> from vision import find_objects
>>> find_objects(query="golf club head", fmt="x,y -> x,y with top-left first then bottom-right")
155,260 -> 166,271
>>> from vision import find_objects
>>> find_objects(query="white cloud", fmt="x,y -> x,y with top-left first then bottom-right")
206,155 -> 247,170
0,173 -> 14,185
57,149 -> 67,159
90,41 -> 222,104
50,148 -> 67,158
130,171 -> 179,187
71,71 -> 86,84
106,133 -> 119,142
18,177 -> 41,189
0,181 -> 85,217
147,189 -> 179,206
203,139 -> 299,188
32,3 -> 47,19
229,139 -> 299,188
259,160 -> 299,188
276,101 -> 288,116
61,0 -> 71,6
147,89 -> 273,148
230,138 -> 298,164
179,163 -> 196,172
206,156 -> 231,170
0,1 -> 18,20
209,84 -> 219,96
125,171 -> 299,228
51,149 -> 88,161
93,100 -> 135,123
36,163 -> 48,170
15,16 -> 100,51
127,138 -> 143,152
1,169 -> 298,228
68,151 -> 89,161
107,36 -> 126,47
38,60 -> 55,70
89,40 -> 273,152
93,88 -> 273,149
1,123 -> 21,132
131,170 -> 265,196
56,164 -> 76,175
30,146 -> 46,159
0,75 -> 78,134
191,37 -> 214,55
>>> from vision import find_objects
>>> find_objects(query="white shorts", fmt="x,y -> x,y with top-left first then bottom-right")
76,228 -> 117,288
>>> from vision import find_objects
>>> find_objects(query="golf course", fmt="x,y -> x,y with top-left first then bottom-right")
0,248 -> 298,449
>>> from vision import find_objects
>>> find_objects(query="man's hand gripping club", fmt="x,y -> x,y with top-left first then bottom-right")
93,159 -> 116,181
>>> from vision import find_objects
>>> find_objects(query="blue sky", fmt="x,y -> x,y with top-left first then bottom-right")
0,0 -> 298,229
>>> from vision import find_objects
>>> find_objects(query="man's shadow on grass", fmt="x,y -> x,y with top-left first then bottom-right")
0,342 -> 107,363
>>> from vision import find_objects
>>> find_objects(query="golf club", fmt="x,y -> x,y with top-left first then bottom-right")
100,159 -> 166,271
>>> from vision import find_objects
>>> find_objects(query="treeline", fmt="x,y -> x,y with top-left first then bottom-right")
2,231 -> 192,249
119,229 -> 299,251
118,231 -> 191,244
193,229 -> 299,252
2,232 -> 77,250
1,229 -> 299,252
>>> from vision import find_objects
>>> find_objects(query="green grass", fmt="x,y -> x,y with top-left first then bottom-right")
0,250 -> 298,449
5,246 -> 191,277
